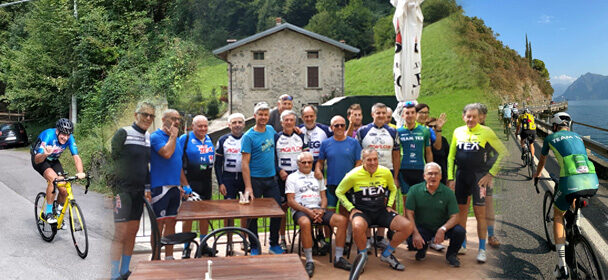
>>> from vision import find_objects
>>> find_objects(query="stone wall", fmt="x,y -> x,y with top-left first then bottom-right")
226,29 -> 346,116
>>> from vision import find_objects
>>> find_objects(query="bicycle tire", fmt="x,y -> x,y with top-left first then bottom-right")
542,191 -> 556,251
35,192 -> 56,242
69,201 -> 89,259
571,235 -> 605,280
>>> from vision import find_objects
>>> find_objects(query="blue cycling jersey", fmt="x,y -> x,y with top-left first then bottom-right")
32,128 -> 78,161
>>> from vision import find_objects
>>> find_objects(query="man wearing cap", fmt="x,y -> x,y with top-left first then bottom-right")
242,102 -> 284,255
268,94 -> 301,132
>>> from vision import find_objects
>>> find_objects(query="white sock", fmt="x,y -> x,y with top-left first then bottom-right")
304,248 -> 313,263
556,244 -> 566,267
335,246 -> 344,261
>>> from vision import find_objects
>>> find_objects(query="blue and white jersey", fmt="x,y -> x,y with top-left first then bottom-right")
32,128 -> 78,161
215,134 -> 243,173
503,107 -> 512,118
299,123 -> 332,161
274,131 -> 307,173
356,123 -> 399,170
179,132 -> 214,176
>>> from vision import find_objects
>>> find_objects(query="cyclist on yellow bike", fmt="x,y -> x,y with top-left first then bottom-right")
31,118 -> 86,224
534,112 -> 599,279
515,108 -> 537,160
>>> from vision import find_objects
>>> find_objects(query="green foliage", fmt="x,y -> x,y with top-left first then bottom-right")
283,0 -> 317,27
421,0 -> 460,25
373,14 -> 394,51
532,59 -> 549,79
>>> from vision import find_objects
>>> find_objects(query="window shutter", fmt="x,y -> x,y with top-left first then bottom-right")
307,66 -> 319,88
254,67 -> 265,88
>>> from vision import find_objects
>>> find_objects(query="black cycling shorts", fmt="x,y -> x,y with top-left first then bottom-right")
353,208 -> 398,229
187,168 -> 213,200
31,154 -> 64,177
399,169 -> 424,194
151,186 -> 181,219
520,129 -> 536,143
221,172 -> 245,200
455,170 -> 487,206
113,190 -> 145,222
293,209 -> 334,226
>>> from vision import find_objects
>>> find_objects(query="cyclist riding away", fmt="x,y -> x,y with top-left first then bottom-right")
534,112 -> 599,279
516,108 -> 537,160
502,106 -> 512,130
31,118 -> 85,224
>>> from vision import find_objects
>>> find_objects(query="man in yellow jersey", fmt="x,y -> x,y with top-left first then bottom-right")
515,108 -> 537,160
447,104 -> 507,263
336,147 -> 414,271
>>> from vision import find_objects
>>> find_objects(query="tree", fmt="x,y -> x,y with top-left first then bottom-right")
283,0 -> 317,27
421,0 -> 460,25
373,14 -> 394,51
532,59 -> 549,80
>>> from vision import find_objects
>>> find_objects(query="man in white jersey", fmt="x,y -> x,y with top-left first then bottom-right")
275,110 -> 308,251
299,105 -> 332,169
286,152 -> 352,277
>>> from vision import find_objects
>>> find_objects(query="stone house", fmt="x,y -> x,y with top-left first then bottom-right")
212,19 -> 360,116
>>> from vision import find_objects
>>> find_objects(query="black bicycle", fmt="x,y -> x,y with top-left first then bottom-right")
534,177 -> 604,279
521,137 -> 535,179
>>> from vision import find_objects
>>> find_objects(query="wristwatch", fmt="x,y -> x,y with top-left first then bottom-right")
440,226 -> 447,232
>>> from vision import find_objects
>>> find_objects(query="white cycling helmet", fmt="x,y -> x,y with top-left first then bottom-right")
186,191 -> 202,201
550,112 -> 572,127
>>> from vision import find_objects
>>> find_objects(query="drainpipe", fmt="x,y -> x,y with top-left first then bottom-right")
228,61 -> 233,115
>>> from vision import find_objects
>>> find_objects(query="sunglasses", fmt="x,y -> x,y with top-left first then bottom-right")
138,112 -> 156,119
332,124 -> 346,128
299,161 -> 313,165
404,101 -> 416,108
280,95 -> 293,101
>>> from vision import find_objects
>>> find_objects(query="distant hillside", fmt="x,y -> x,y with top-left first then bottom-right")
552,83 -> 571,98
561,73 -> 608,100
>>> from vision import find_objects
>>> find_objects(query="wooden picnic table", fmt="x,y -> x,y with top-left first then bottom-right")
129,254 -> 309,280
176,198 -> 284,221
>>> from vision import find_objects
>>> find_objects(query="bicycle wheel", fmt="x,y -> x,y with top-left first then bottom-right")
571,235 -> 605,280
34,192 -> 57,242
69,201 -> 89,258
542,191 -> 556,251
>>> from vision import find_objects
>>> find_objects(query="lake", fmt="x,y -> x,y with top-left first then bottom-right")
566,99 -> 608,146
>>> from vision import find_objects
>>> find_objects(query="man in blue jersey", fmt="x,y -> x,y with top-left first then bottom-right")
179,115 -> 216,257
275,109 -> 307,251
110,101 -> 154,280
242,102 -> 284,255
300,105 -> 332,169
31,118 -> 85,224
315,115 -> 362,212
398,102 -> 433,206
150,109 -> 189,260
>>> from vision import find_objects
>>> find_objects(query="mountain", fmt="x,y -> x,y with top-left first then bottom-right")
561,73 -> 608,100
552,83 -> 571,98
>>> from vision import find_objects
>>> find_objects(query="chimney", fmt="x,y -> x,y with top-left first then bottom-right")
275,17 -> 282,26
227,39 -> 237,43
339,40 -> 346,44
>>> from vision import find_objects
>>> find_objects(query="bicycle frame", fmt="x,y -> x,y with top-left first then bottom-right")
54,182 -> 74,229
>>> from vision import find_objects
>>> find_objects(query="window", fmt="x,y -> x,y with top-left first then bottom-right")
307,66 -> 319,88
253,51 -> 264,60
253,67 -> 265,88
307,51 -> 319,59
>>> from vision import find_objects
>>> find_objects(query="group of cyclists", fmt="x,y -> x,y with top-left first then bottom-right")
29,95 -> 599,279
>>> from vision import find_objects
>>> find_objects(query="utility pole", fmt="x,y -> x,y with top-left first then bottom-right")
70,0 -> 78,124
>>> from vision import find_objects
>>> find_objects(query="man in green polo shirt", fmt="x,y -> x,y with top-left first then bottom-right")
405,162 -> 465,267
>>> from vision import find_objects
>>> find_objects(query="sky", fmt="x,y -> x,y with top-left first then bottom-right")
458,0 -> 608,86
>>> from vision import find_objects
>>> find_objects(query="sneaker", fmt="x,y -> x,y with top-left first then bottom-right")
458,247 -> 467,255
55,204 -> 63,216
305,262 -> 315,277
380,253 -> 405,271
415,249 -> 427,261
318,239 -> 330,256
376,237 -> 389,251
45,212 -> 57,224
476,249 -> 487,263
429,241 -> 445,251
181,245 -> 191,259
199,244 -> 217,257
269,245 -> 284,255
250,248 -> 260,256
447,255 -> 461,267
118,271 -> 131,280
333,257 -> 352,271
488,236 -> 500,248
279,239 -> 288,252
553,265 -> 569,279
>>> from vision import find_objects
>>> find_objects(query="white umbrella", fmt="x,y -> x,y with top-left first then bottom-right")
391,0 -> 424,127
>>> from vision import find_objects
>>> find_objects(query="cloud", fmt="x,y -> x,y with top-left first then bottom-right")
551,74 -> 576,84
538,14 -> 553,24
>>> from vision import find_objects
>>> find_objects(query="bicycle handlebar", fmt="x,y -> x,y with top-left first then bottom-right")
534,176 -> 558,194
53,172 -> 91,194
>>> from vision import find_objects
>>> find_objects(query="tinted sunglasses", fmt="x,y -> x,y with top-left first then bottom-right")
403,101 -> 416,108
280,95 -> 293,101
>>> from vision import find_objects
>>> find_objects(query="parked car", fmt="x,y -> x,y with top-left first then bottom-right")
0,122 -> 28,149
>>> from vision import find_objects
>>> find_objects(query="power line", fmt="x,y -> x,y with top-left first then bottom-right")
0,0 -> 37,8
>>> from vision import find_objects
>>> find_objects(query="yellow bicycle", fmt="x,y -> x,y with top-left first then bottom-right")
34,172 -> 90,258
